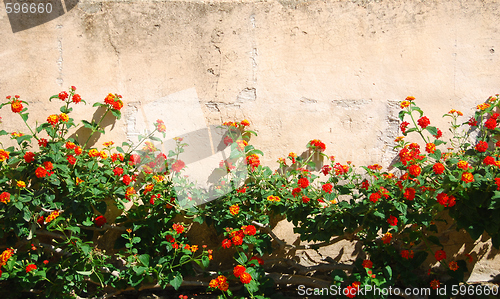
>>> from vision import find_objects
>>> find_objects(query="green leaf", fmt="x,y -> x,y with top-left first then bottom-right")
427,235 -> 442,247
76,271 -> 92,276
132,237 -> 141,244
235,251 -> 248,264
20,113 -> 29,122
116,147 -> 124,153
426,126 -> 438,136
111,109 -> 121,120
193,216 -> 203,224
138,254 -> 150,267
170,272 -> 183,290
201,255 -> 210,268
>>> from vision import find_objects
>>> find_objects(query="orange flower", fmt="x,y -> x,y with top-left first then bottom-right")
45,210 -> 60,223
425,143 -> 436,154
209,279 -> 219,288
103,141 -> 114,147
405,96 -> 415,101
76,177 -> 84,185
448,109 -> 463,116
0,192 -> 10,204
0,150 -> 9,162
382,232 -> 392,244
241,119 -> 250,126
88,149 -> 100,158
59,113 -> 69,122
16,181 -> 26,188
11,99 -> 23,113
430,279 -> 440,290
449,261 -> 459,271
239,272 -> 252,284
461,172 -> 474,183
477,103 -> 490,110
0,248 -> 14,267
229,204 -> 239,215
190,245 -> 198,253
233,265 -> 246,277
457,160 -> 469,170
47,114 -> 59,126
65,141 -> 76,149
74,146 -> 82,155
125,186 -> 136,200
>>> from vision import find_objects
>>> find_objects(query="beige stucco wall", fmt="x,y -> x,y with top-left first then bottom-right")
2,0 -> 500,283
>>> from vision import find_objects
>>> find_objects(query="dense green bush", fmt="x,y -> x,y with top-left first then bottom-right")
0,89 -> 499,298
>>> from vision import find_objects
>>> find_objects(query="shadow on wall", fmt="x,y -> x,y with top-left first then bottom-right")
69,106 -> 117,148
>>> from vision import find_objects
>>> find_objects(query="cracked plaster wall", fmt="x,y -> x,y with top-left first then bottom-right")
1,0 -> 500,282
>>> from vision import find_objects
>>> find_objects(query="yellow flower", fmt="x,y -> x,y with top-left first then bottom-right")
103,141 -> 114,147
17,181 -> 26,188
45,210 -> 60,223
400,101 -> 410,109
88,149 -> 99,157
229,204 -> 239,215
76,177 -> 84,185
267,195 -> 280,202
100,151 -> 108,159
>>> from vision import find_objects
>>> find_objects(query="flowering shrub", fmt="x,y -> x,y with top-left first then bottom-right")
0,89 -> 499,298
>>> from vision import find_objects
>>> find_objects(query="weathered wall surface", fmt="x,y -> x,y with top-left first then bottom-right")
1,0 -> 500,282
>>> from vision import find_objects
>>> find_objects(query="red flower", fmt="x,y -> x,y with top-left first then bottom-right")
231,230 -> 244,246
369,193 -> 381,203
166,235 -> 175,243
43,260 -> 49,265
37,216 -> 44,225
292,187 -> 301,197
298,177 -> 309,189
24,152 -> 35,163
435,249 -> 446,261
433,163 -> 445,174
362,260 -> 373,268
66,155 -> 76,165
403,188 -> 415,201
43,161 -> 53,171
122,175 -> 131,186
308,139 -> 326,152
11,99 -> 23,113
476,141 -> 488,153
387,215 -> 398,226
35,167 -> 48,178
322,183 -> 333,194
243,225 -> 256,236
72,94 -> 82,104
468,117 -> 478,127
433,128 -> 443,139
26,264 -> 37,273
400,121 -> 410,134
345,286 -> 357,298
485,118 -> 497,130
382,232 -> 392,244
38,138 -> 48,147
408,164 -> 421,177
361,180 -> 369,190
239,272 -> 252,284
94,215 -> 107,227
233,265 -> 246,277
0,192 -> 11,204
401,249 -> 414,259
417,116 -> 430,128
302,196 -> 310,203
129,154 -> 141,166
58,91 -> 68,100
245,154 -> 260,170
171,160 -> 185,173
113,167 -> 124,176
223,136 -> 233,146
172,223 -> 184,234
484,156 -> 496,165
321,165 -> 332,176
221,239 -> 232,249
